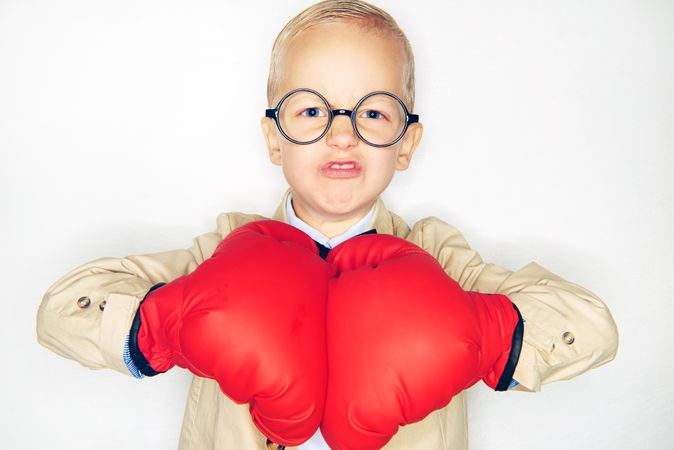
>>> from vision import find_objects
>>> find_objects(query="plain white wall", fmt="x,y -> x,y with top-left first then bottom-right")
1,0 -> 672,448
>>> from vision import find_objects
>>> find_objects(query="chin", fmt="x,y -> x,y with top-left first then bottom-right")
325,194 -> 377,216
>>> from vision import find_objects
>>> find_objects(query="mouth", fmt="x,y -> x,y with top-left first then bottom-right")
321,160 -> 362,179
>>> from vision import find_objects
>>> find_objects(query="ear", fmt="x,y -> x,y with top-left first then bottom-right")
395,122 -> 424,170
260,117 -> 282,166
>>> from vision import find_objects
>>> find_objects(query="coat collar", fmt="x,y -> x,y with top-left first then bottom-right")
271,187 -> 396,236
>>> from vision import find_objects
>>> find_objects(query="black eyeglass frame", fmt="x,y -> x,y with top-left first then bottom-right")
265,88 -> 420,148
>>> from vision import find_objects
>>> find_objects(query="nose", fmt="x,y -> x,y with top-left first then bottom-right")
326,114 -> 359,150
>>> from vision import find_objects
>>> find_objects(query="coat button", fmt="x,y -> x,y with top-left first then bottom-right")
99,300 -> 107,311
77,296 -> 91,308
562,331 -> 575,345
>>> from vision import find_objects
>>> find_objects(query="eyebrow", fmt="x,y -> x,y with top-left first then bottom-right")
324,93 -> 384,109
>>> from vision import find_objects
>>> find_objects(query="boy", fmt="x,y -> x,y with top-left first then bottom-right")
36,1 -> 619,449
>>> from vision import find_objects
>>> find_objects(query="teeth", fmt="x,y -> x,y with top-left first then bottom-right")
329,163 -> 355,169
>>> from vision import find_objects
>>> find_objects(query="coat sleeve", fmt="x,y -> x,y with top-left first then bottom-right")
35,213 -> 237,377
406,216 -> 619,392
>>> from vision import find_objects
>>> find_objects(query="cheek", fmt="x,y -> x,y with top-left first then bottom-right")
280,144 -> 319,174
373,148 -> 398,175
359,151 -> 396,189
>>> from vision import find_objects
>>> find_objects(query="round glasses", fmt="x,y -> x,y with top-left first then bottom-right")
265,88 -> 419,148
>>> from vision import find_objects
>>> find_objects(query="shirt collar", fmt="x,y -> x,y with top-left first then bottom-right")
285,192 -> 377,249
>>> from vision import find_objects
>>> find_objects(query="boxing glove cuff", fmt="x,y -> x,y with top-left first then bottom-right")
494,301 -> 524,391
128,282 -> 167,377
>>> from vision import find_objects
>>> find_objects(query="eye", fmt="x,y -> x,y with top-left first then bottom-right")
301,107 -> 325,118
360,109 -> 385,120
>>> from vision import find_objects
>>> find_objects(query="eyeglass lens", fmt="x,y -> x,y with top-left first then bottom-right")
278,91 -> 407,146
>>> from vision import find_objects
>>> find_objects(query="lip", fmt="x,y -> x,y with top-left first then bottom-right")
321,160 -> 362,179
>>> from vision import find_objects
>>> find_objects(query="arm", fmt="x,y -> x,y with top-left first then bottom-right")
35,212 -> 246,377
407,216 -> 619,392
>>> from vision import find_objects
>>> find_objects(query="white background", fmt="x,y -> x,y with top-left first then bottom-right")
1,0 -> 672,449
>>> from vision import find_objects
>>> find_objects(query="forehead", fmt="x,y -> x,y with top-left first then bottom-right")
277,21 -> 405,106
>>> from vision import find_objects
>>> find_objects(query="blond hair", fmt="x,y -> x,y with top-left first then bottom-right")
266,0 -> 416,110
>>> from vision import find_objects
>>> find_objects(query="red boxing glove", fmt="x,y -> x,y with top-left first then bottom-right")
321,234 -> 523,450
128,220 -> 335,447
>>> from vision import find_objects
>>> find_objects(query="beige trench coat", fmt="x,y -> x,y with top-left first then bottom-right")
36,188 -> 619,450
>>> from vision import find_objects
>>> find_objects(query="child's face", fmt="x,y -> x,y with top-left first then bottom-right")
261,21 -> 423,225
